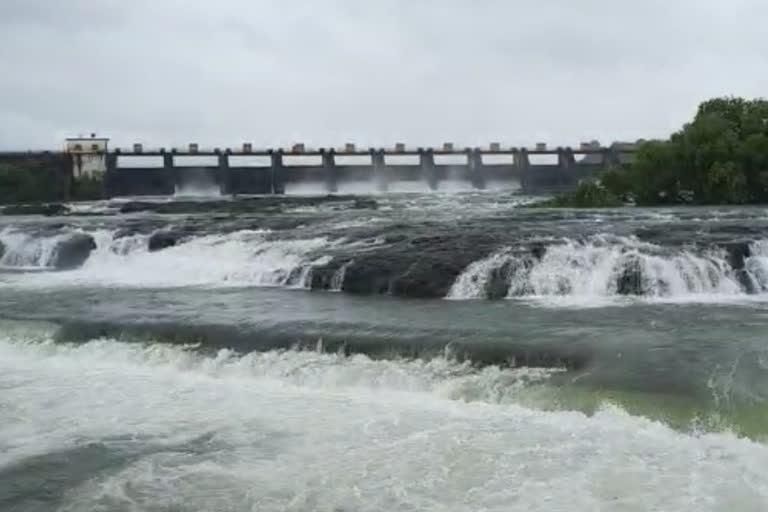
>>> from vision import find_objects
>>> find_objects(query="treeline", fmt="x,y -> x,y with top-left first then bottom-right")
0,163 -> 103,204
541,96 -> 768,207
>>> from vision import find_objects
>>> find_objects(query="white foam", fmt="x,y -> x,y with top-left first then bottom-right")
447,249 -> 516,299
3,229 -> 336,289
1,336 -> 767,510
449,236 -> 766,306
512,237 -> 741,298
745,240 -> 768,291
64,201 -> 120,216
0,227 -> 70,268
173,168 -> 223,198
283,180 -> 518,196
329,260 -> 353,291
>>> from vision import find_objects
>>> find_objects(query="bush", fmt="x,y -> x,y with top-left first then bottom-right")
0,162 -> 104,204
532,181 -> 623,208
71,176 -> 104,201
0,163 -> 62,204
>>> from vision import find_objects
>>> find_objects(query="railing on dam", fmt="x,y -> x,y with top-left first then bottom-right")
106,143 -> 637,197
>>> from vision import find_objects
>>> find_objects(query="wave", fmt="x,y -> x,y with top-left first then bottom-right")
0,334 -> 560,398
449,235 -> 768,303
3,333 -> 767,510
3,332 -> 768,441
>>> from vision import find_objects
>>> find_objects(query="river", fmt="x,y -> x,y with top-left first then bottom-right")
1,188 -> 767,510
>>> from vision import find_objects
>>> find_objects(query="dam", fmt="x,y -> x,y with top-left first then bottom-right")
106,142 -> 637,197
0,139 -> 638,198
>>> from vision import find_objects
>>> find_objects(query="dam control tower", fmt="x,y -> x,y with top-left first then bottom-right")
65,133 -> 109,179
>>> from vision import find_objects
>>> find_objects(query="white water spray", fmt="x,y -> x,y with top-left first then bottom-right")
329,260 -> 353,291
745,240 -> 768,291
449,236 -> 763,302
1,335 -> 767,510
173,168 -> 222,197
0,228 -> 71,269
3,229 -> 337,289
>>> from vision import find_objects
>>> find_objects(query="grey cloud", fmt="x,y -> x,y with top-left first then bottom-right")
1,0 -> 767,150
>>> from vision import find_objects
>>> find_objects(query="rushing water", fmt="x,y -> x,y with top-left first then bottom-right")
1,190 -> 768,510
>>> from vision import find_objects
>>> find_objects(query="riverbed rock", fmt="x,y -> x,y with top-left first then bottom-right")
117,195 -> 365,215
338,235 -> 492,298
615,254 -> 645,295
351,198 -> 378,210
390,258 -> 470,298
1,203 -> 69,216
148,230 -> 185,252
51,234 -> 97,270
485,259 -> 524,300
723,241 -> 751,271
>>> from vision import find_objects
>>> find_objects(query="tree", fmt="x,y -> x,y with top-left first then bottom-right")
628,96 -> 768,205
0,163 -> 62,204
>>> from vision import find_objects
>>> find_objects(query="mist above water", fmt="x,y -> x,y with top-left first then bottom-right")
282,179 -> 520,196
173,168 -> 222,197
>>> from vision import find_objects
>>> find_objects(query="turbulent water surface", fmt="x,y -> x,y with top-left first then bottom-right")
2,188 -> 768,511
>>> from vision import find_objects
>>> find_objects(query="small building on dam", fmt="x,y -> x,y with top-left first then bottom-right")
65,134 -> 109,179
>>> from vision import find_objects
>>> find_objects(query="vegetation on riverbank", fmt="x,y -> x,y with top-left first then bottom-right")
0,163 -> 104,204
0,163 -> 62,204
539,96 -> 768,207
530,181 -> 624,208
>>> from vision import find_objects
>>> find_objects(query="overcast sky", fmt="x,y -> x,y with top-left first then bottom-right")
1,0 -> 766,151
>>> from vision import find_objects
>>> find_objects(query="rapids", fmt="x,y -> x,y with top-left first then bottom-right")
1,190 -> 768,510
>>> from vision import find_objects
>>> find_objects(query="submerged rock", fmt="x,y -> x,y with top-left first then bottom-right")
0,239 -> 5,260
117,195 -> 364,215
615,254 -> 645,295
351,198 -> 378,210
52,234 -> 96,270
390,258 -> 470,298
1,203 -> 69,216
148,230 -> 189,252
485,259 -> 530,299
336,236 -> 491,298
723,241 -> 751,271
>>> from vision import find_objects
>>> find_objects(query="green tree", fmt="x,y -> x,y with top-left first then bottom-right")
0,163 -> 62,204
626,96 -> 768,205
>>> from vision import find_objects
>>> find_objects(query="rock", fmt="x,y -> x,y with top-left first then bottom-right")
615,254 -> 645,295
148,230 -> 185,252
333,231 -> 499,298
0,240 -> 5,260
51,234 -> 97,270
117,195 -> 364,215
1,203 -> 69,216
340,256 -> 400,295
390,258 -> 468,298
722,241 -> 751,272
735,269 -> 757,294
485,259 -> 526,300
529,244 -> 547,261
352,198 -> 378,210
310,260 -> 348,290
